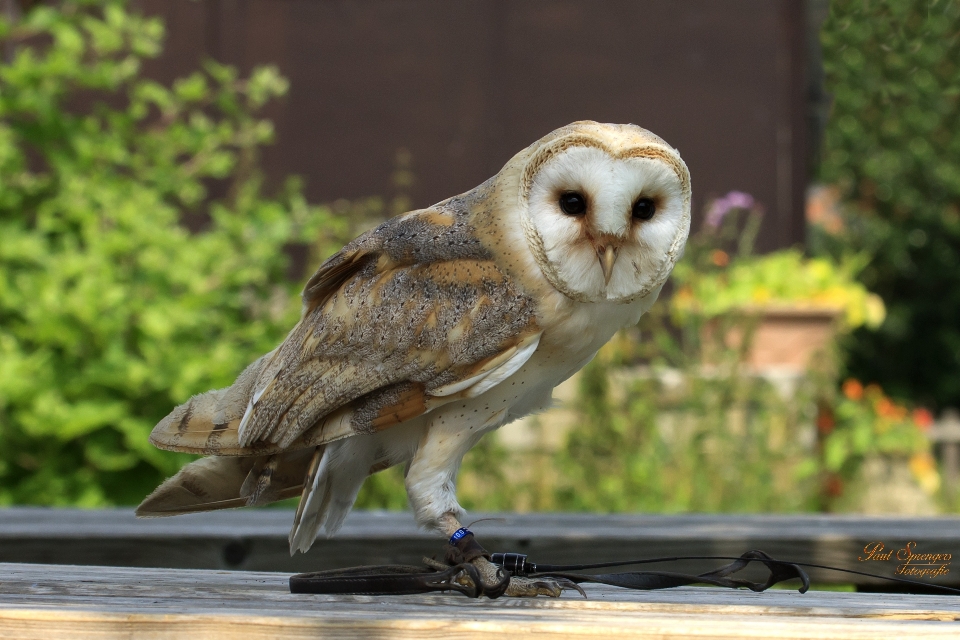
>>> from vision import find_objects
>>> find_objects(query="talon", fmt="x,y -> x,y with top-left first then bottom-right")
504,576 -> 586,598
530,580 -> 563,597
553,577 -> 587,598
452,531 -> 586,598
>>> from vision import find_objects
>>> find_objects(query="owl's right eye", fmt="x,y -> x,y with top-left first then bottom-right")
559,192 -> 587,215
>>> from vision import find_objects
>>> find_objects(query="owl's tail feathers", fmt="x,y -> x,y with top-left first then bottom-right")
288,447 -> 330,555
287,442 -> 372,555
148,349 -> 280,457
135,448 -> 317,518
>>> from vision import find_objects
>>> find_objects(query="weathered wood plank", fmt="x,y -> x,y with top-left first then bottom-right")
0,563 -> 958,639
3,509 -> 959,588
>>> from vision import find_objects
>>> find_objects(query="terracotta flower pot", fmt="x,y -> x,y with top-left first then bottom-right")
704,306 -> 842,371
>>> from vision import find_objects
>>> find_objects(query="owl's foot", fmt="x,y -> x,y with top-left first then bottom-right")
440,520 -> 585,598
469,556 -> 584,598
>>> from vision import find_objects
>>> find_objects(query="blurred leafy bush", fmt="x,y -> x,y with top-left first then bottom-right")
818,0 -> 960,409
0,0 -> 946,517
541,357 -> 822,513
443,329 -> 939,516
818,379 -> 938,502
0,1 -> 344,505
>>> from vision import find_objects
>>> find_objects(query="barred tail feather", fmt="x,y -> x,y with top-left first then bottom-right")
136,450 -> 312,517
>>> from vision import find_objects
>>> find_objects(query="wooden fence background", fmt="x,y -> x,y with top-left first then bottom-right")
133,0 -> 819,252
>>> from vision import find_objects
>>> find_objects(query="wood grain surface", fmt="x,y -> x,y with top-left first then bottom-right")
1,562 -> 959,639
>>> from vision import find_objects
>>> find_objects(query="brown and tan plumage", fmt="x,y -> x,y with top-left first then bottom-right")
138,121 -> 691,596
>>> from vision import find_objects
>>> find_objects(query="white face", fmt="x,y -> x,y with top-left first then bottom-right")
521,144 -> 690,303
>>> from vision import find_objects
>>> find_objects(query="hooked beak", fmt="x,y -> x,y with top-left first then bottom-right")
598,244 -> 619,286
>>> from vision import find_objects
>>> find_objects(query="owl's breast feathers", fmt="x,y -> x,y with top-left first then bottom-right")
148,195 -> 543,457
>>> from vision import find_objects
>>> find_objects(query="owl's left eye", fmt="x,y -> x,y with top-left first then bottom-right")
559,192 -> 587,215
632,197 -> 656,221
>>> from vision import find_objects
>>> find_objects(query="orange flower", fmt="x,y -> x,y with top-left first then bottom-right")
876,397 -> 905,420
710,250 -> 729,267
877,398 -> 897,418
842,379 -> 863,401
912,408 -> 934,431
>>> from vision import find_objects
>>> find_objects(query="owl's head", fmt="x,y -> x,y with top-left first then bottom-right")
512,121 -> 691,304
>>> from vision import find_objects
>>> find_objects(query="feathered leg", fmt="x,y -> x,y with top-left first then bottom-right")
405,409 -> 581,598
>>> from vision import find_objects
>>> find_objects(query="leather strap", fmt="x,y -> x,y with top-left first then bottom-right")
289,548 -> 960,597
288,549 -> 809,598
289,563 -> 486,598
538,550 -> 811,593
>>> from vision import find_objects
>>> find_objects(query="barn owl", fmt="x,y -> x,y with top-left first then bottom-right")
138,121 -> 691,596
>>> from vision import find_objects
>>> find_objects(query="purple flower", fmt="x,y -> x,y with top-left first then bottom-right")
705,191 -> 755,228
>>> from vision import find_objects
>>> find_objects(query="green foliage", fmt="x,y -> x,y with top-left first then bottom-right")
437,352 -> 825,515
354,466 -> 409,510
0,1 -> 344,505
550,359 -> 822,513
444,345 -> 938,516
818,0 -> 960,409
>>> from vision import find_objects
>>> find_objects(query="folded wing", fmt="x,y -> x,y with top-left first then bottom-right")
148,206 -> 541,457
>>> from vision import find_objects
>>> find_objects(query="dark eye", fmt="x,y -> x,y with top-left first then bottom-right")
632,197 -> 656,221
559,191 -> 587,215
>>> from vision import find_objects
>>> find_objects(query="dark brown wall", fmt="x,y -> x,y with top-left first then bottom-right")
136,0 -> 809,251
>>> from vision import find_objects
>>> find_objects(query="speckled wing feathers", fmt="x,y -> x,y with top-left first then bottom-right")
149,203 -> 541,455
240,257 -> 540,449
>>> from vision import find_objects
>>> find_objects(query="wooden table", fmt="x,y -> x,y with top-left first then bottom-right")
1,562 -> 958,639
4,508 -> 960,588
